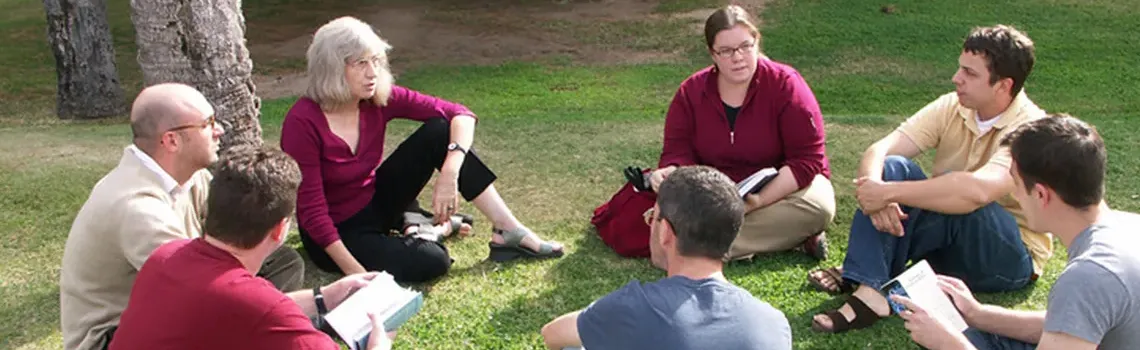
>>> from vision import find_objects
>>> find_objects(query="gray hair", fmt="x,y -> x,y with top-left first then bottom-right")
304,16 -> 395,110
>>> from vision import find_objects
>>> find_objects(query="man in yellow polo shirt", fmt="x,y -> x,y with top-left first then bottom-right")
807,24 -> 1050,333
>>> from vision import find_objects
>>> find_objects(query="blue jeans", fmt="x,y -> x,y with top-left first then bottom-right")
964,328 -> 1036,350
842,156 -> 1034,292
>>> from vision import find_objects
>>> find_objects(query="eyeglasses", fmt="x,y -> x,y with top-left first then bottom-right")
166,115 -> 217,133
644,207 -> 657,226
348,56 -> 385,71
712,41 -> 756,59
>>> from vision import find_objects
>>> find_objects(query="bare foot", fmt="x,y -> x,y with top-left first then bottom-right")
808,266 -> 850,294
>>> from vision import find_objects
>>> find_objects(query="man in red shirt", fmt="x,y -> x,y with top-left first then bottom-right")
109,145 -> 394,350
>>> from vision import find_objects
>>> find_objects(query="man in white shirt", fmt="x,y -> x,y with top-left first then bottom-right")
59,83 -> 304,350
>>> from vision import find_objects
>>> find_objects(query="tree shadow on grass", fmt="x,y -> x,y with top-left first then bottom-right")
481,227 -> 661,343
0,286 -> 62,349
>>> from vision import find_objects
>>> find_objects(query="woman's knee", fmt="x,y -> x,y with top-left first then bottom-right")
404,241 -> 452,283
415,117 -> 449,142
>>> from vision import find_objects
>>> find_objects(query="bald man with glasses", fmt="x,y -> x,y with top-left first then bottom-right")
60,83 -> 305,350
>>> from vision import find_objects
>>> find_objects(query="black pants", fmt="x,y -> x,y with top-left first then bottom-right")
301,118 -> 497,283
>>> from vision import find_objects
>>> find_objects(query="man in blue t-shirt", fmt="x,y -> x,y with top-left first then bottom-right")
540,166 -> 792,350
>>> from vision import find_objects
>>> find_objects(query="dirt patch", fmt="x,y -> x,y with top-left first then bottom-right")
248,0 -> 772,99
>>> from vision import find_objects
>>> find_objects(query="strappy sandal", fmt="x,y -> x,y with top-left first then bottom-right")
811,295 -> 883,333
808,266 -> 854,295
488,226 -> 564,262
402,212 -> 473,241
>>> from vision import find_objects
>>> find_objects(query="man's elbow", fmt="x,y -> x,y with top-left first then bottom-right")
539,323 -> 559,349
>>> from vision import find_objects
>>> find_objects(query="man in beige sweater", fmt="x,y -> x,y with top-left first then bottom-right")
59,83 -> 305,350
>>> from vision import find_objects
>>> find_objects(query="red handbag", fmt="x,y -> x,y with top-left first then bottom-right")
590,182 -> 656,258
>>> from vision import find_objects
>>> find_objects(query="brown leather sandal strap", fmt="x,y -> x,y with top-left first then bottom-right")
823,310 -> 850,331
844,295 -> 882,330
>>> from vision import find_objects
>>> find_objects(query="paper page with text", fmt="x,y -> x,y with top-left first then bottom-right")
323,272 -> 421,350
881,260 -> 969,332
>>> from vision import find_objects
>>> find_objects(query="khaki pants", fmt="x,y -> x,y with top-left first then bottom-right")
726,174 -> 836,260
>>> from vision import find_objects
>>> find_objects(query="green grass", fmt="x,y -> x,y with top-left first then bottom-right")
2,0 -> 1140,349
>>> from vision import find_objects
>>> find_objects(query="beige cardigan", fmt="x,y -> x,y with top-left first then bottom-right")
59,147 -> 210,350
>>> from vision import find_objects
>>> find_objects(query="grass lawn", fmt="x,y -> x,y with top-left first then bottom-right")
2,0 -> 1139,349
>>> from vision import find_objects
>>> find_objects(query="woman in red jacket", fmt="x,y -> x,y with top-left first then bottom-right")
650,5 -> 836,260
280,16 -> 563,283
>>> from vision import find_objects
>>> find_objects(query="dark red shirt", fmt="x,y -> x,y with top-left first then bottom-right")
658,59 -> 830,188
280,86 -> 476,247
108,239 -> 338,350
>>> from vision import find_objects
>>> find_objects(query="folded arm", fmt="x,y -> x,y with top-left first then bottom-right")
858,131 -> 923,181
885,155 -> 1013,214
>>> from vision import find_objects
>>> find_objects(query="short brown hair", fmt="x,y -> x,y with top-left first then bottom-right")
205,145 -> 302,249
962,24 -> 1035,98
1001,114 -> 1106,209
704,5 -> 760,50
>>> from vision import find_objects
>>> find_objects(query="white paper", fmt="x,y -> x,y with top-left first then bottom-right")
323,272 -> 420,350
882,260 -> 969,332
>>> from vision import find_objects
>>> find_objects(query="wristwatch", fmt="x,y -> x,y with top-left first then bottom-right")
314,286 -> 328,316
447,142 -> 468,154
313,286 -> 329,330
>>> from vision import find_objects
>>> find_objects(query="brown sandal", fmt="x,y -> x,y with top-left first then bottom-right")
811,295 -> 883,333
808,267 -> 854,295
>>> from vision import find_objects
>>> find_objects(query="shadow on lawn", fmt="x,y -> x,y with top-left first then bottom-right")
479,226 -> 660,340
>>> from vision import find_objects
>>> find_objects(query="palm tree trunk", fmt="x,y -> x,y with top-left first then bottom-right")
130,0 -> 262,149
44,0 -> 127,119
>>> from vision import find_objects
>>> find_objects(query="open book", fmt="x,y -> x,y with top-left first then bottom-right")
323,272 -> 424,350
736,167 -> 778,199
879,260 -> 968,332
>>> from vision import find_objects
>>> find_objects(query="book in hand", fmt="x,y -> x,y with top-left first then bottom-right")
736,167 -> 778,199
879,260 -> 969,332
322,272 -> 424,350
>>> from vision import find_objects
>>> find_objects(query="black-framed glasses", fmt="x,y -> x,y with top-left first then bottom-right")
712,41 -> 756,58
166,115 -> 217,133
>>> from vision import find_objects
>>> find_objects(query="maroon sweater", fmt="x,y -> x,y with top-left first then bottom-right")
658,59 -> 830,188
280,86 -> 475,248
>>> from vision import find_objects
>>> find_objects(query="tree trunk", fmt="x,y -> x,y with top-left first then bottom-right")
44,0 -> 128,119
130,0 -> 262,149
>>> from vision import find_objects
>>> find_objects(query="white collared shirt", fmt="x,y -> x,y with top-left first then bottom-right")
127,145 -> 186,197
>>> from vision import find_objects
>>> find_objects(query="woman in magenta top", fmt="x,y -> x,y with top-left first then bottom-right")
649,6 -> 837,260
280,16 -> 563,283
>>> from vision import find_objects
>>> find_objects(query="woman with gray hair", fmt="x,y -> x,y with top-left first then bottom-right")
280,16 -> 563,283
